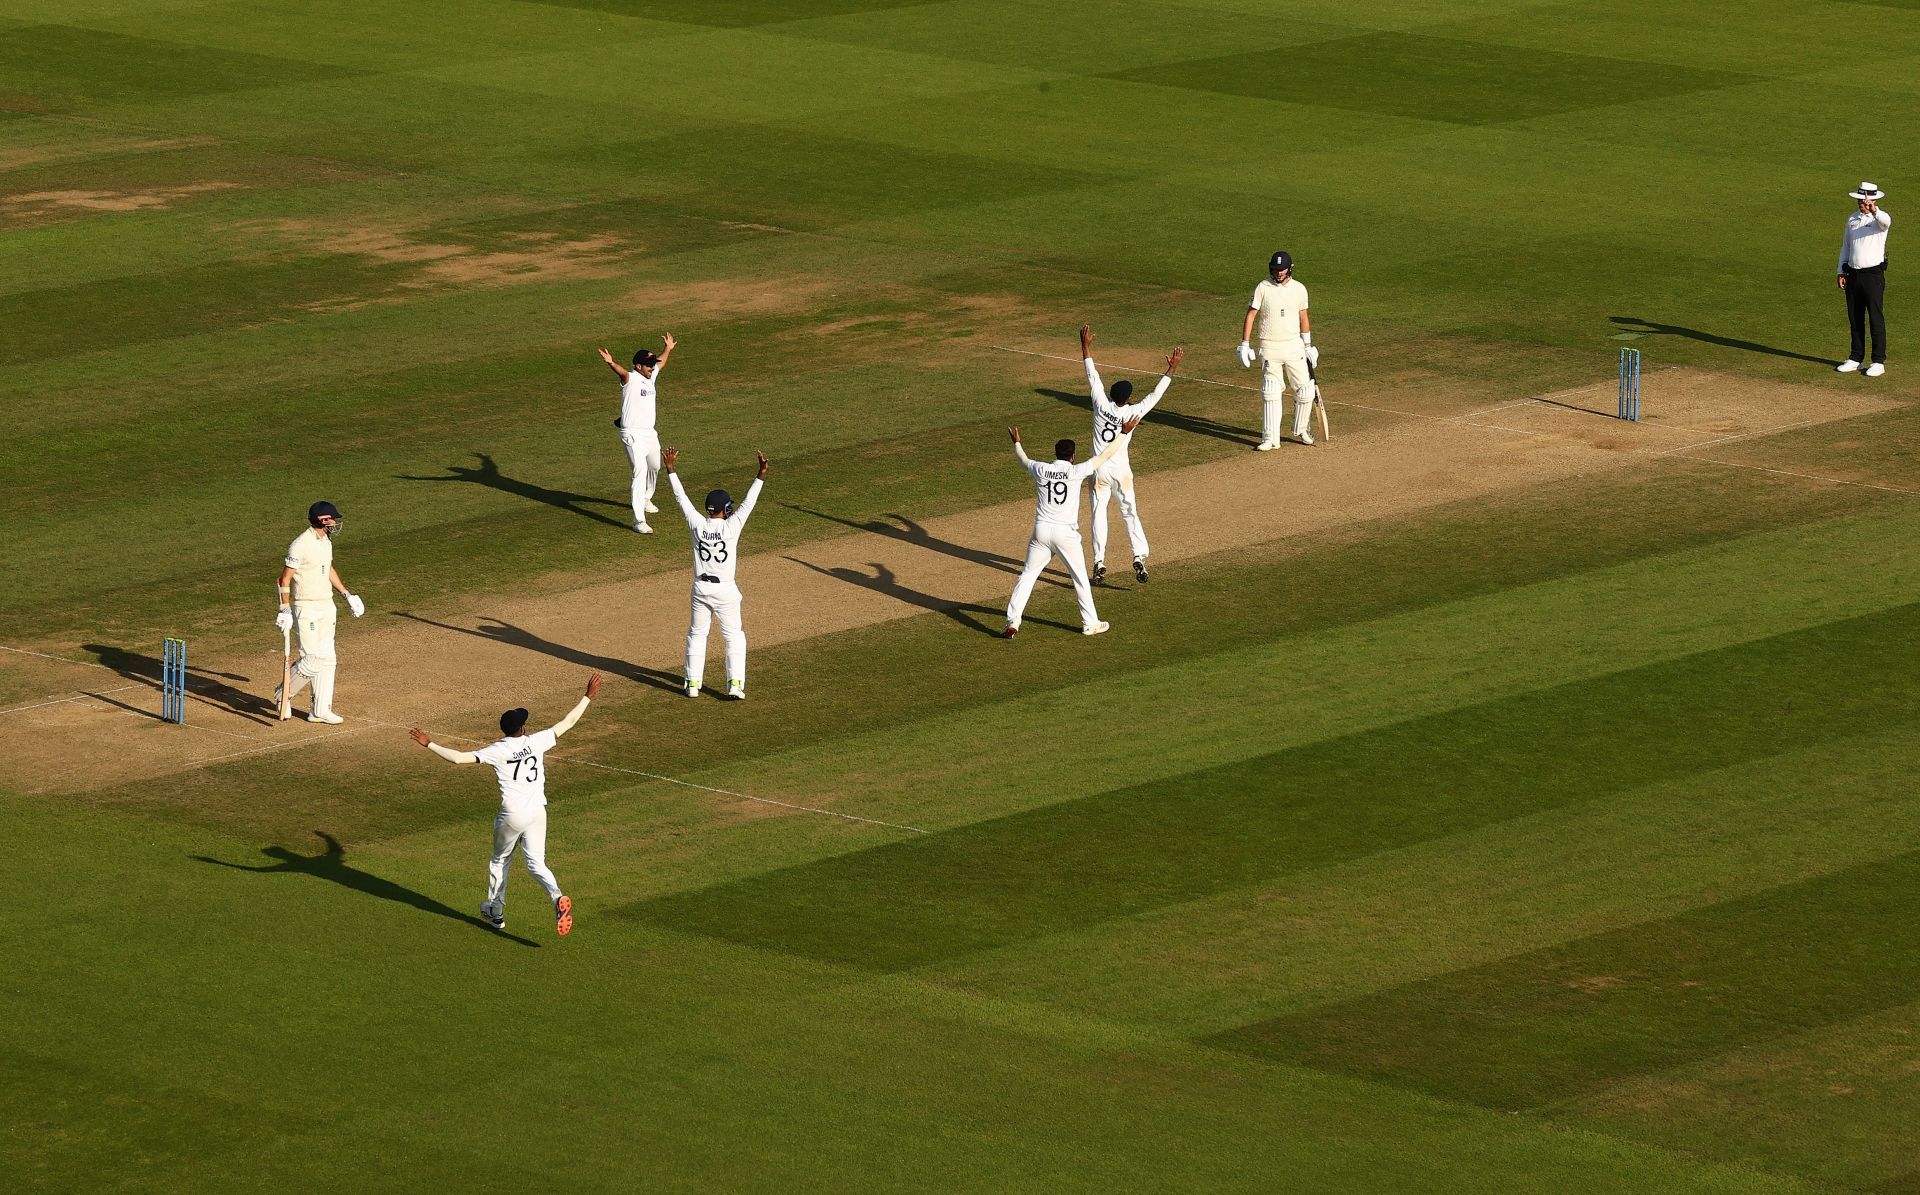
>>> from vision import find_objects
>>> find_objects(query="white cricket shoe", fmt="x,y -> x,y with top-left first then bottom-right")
1837,360 -> 1861,373
684,680 -> 699,698
726,680 -> 745,701
1255,441 -> 1278,452
309,710 -> 344,725
479,903 -> 505,930
1082,621 -> 1110,637
1297,431 -> 1315,446
644,502 -> 660,514
1866,362 -> 1886,377
633,521 -> 653,534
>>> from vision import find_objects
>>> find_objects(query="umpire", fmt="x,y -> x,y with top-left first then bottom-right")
1837,181 -> 1891,377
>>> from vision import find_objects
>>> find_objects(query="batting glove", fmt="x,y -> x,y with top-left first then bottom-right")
1306,344 -> 1320,369
346,593 -> 365,618
275,608 -> 293,632
1236,341 -> 1255,368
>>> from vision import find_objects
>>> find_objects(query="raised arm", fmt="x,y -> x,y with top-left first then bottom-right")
409,727 -> 479,764
663,448 -> 702,527
1080,325 -> 1105,403
1131,347 -> 1183,419
654,333 -> 676,377
1009,426 -> 1038,474
597,347 -> 629,382
728,452 -> 769,528
546,673 -> 600,738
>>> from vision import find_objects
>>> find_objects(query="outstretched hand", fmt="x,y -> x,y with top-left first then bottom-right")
663,446 -> 679,472
1166,346 -> 1184,373
662,332 -> 676,352
1008,426 -> 1021,444
756,449 -> 769,479
596,347 -> 615,365
585,672 -> 602,699
408,728 -> 431,747
1080,324 -> 1093,356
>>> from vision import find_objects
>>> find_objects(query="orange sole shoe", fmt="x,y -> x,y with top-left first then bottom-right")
555,895 -> 573,937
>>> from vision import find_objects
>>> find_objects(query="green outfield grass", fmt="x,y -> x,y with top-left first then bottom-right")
4,1 -> 1919,1189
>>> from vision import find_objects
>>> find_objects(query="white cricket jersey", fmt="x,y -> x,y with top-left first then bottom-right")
474,729 -> 559,814
670,474 -> 762,589
1839,208 -> 1892,271
283,528 -> 333,603
1249,277 -> 1309,345
1086,358 -> 1169,462
620,366 -> 661,437
1022,451 -> 1102,529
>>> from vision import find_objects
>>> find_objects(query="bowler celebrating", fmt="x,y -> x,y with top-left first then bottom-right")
598,333 -> 676,532
272,501 -> 364,724
1237,250 -> 1317,448
1002,415 -> 1138,639
664,447 -> 767,699
1080,324 -> 1181,584
407,671 -> 601,937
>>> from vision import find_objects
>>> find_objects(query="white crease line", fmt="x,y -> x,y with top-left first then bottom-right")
351,714 -> 927,836
1664,457 -> 1920,498
0,643 -> 111,666
1647,416 -> 1831,457
0,683 -> 144,717
194,725 -> 365,765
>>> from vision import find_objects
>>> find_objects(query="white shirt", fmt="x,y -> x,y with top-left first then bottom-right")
1086,358 -> 1169,465
1249,277 -> 1309,345
1016,439 -> 1121,529
1839,208 -> 1892,271
669,474 -> 762,589
283,528 -> 333,604
620,366 -> 661,437
474,729 -> 559,814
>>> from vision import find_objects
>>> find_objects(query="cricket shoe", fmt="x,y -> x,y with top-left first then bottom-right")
644,501 -> 660,514
1082,621 -> 1110,637
1092,561 -> 1106,585
1837,360 -> 1861,373
1866,363 -> 1886,377
554,895 -> 573,937
999,625 -> 1017,639
633,521 -> 653,535
1297,432 -> 1315,446
1133,557 -> 1149,584
1255,441 -> 1278,452
726,680 -> 745,701
479,903 -> 505,930
308,710 -> 344,725
684,680 -> 700,698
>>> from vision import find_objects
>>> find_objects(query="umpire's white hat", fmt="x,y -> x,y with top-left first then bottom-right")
1850,181 -> 1886,200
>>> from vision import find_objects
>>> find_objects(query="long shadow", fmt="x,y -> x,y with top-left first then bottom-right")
83,643 -> 275,725
398,452 -> 632,530
1036,387 -> 1260,447
784,504 -> 1051,582
786,558 -> 1077,637
390,612 -> 682,694
193,831 -> 540,947
1609,315 -> 1838,367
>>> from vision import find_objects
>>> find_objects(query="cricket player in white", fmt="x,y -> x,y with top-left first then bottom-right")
597,333 -> 676,533
663,447 -> 767,699
407,671 -> 600,937
272,501 -> 364,724
1000,416 -> 1138,639
1079,324 -> 1182,585
1237,250 -> 1317,449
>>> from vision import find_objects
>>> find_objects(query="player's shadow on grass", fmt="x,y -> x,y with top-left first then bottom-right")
1035,387 -> 1259,446
398,452 -> 631,531
786,558 -> 1076,637
1609,316 -> 1839,367
389,612 -> 683,694
82,644 -> 275,725
783,505 -> 1062,584
193,830 -> 539,947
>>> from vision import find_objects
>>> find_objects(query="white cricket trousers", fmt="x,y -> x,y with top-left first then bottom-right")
622,430 -> 662,524
1259,342 -> 1315,442
686,584 -> 745,689
288,599 -> 338,715
1005,523 -> 1101,631
1089,461 -> 1148,565
486,805 -> 563,912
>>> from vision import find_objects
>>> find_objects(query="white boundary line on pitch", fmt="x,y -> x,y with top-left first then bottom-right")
0,684 -> 144,717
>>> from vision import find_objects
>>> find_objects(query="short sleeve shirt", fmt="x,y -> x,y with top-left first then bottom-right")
474,729 -> 560,813
621,369 -> 658,437
1249,278 -> 1309,346
283,529 -> 333,603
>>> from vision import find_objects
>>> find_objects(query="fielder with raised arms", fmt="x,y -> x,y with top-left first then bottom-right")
597,333 -> 676,534
272,501 -> 364,724
663,447 -> 767,699
1080,324 -> 1182,585
408,671 -> 600,938
1237,250 -> 1319,449
1001,415 -> 1139,639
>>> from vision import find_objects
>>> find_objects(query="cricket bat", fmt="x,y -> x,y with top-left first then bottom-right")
1306,355 -> 1331,442
279,626 -> 292,720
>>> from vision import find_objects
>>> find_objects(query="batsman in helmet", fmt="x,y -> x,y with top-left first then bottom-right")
272,500 -> 365,723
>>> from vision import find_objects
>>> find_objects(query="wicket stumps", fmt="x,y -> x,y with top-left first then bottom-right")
1618,347 -> 1642,422
162,637 -> 187,724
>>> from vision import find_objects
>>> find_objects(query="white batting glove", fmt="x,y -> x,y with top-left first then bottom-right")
1306,344 -> 1320,369
1236,341 -> 1255,368
346,593 -> 365,618
275,608 -> 293,632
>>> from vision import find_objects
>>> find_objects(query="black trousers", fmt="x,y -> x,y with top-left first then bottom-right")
1844,264 -> 1887,364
